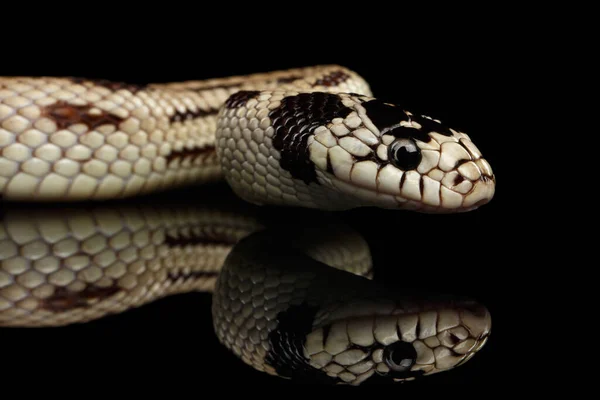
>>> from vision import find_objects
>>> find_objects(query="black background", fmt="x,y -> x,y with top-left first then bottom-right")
1,8 -> 527,388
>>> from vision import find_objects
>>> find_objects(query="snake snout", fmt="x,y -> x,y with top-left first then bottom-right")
456,160 -> 496,211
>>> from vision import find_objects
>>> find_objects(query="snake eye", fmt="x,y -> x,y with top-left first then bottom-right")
388,138 -> 421,171
383,342 -> 417,372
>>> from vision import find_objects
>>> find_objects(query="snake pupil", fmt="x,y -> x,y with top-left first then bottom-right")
383,342 -> 417,372
388,138 -> 421,171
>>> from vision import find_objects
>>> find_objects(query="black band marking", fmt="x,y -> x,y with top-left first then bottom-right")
225,90 -> 261,108
269,93 -> 353,184
266,302 -> 337,384
410,114 -> 453,137
363,99 -> 453,143
362,100 -> 410,130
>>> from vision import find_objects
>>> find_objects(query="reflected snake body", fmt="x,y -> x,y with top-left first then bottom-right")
0,66 -> 495,384
0,200 -> 491,384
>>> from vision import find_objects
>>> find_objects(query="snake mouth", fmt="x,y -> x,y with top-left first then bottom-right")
389,332 -> 492,383
399,329 -> 492,381
392,305 -> 492,381
328,163 -> 495,213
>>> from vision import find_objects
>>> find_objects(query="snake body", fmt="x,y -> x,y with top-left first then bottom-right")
0,65 -> 494,211
0,66 -> 495,384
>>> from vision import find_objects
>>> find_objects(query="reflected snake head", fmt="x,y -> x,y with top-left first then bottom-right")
213,224 -> 493,385
301,299 -> 492,384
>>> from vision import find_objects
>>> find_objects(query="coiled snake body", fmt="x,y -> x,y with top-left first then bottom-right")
0,66 -> 495,384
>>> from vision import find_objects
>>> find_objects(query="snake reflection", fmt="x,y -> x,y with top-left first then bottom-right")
0,191 -> 490,385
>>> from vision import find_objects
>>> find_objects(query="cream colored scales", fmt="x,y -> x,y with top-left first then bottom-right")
0,66 -> 493,211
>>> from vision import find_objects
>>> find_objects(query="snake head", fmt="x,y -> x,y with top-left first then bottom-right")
308,95 -> 496,212
218,91 -> 494,212
302,300 -> 492,385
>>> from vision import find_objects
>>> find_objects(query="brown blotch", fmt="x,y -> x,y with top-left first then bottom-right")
165,146 -> 215,166
71,78 -> 147,94
169,108 -> 219,123
43,101 -> 125,130
41,284 -> 120,312
277,75 -> 304,84
313,70 -> 351,87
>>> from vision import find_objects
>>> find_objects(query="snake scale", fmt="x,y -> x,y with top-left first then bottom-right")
0,65 -> 495,384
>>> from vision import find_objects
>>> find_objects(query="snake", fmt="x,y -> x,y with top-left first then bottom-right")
0,65 -> 494,210
0,65 -> 495,384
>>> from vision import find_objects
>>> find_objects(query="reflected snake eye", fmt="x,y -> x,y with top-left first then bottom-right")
383,342 -> 417,372
388,138 -> 421,170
